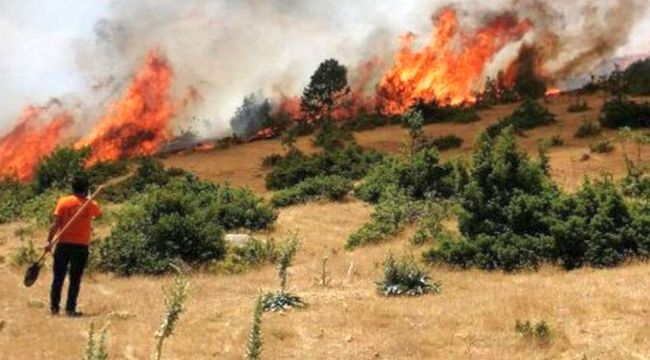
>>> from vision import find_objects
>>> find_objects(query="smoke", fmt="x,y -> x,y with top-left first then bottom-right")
1,0 -> 649,139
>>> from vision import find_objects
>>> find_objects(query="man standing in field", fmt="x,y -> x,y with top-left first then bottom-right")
45,175 -> 102,317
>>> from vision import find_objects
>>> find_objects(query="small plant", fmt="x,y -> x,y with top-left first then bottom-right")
261,154 -> 282,168
262,232 -> 305,312
152,270 -> 190,360
245,296 -> 264,360
567,98 -> 590,113
590,140 -> 615,154
574,119 -> 602,138
515,319 -> 551,345
10,238 -> 38,267
377,253 -> 441,297
318,256 -> 331,287
84,323 -> 109,360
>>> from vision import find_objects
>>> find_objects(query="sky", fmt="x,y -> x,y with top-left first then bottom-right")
0,0 -> 649,135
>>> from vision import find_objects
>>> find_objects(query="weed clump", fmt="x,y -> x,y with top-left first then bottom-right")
152,271 -> 189,360
245,296 -> 264,360
515,320 -> 551,345
377,254 -> 441,297
574,119 -> 602,138
590,140 -> 614,154
83,323 -> 109,360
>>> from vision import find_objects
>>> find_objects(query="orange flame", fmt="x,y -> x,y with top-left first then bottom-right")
0,101 -> 73,180
75,50 -> 175,165
377,8 -> 533,115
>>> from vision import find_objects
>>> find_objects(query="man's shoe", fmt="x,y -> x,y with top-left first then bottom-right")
65,310 -> 83,318
50,308 -> 60,316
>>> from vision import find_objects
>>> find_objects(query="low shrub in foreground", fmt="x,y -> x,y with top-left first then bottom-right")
98,176 -> 276,275
487,98 -> 556,136
0,177 -> 34,224
377,254 -> 441,297
271,176 -> 351,207
515,320 -> 552,345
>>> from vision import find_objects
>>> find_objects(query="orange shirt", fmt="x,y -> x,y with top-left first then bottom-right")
53,195 -> 102,246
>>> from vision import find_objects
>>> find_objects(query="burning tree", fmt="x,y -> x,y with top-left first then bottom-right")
300,58 -> 350,123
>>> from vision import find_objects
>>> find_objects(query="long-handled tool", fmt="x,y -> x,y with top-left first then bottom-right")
23,185 -> 105,287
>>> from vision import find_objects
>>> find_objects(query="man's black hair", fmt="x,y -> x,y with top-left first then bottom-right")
71,174 -> 90,196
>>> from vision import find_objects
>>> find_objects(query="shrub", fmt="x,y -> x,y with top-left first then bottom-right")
377,254 -> 441,297
346,190 -> 419,249
537,136 -> 564,149
515,320 -> 551,344
548,179 -> 639,269
313,118 -> 354,150
599,98 -> 650,129
215,237 -> 277,274
411,201 -> 454,245
265,145 -> 382,190
567,99 -> 590,113
411,99 -> 480,124
341,110 -> 392,132
261,154 -> 282,168
34,146 -> 91,193
98,176 -> 275,275
590,140 -> 614,154
505,98 -> 556,131
623,58 -> 650,96
429,135 -> 464,151
10,238 -> 39,267
21,188 -> 66,226
574,119 -> 602,138
355,147 -> 455,203
271,176 -> 352,207
102,158 -> 187,203
0,177 -> 34,224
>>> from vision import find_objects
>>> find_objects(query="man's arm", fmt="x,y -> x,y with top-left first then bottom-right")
45,215 -> 63,253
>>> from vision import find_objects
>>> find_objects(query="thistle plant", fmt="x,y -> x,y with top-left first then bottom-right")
377,253 -> 441,297
151,270 -> 190,360
262,231 -> 305,312
83,323 -> 109,360
245,296 -> 264,360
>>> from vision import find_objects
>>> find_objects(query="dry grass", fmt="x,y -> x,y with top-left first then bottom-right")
1,94 -> 649,359
1,200 -> 649,359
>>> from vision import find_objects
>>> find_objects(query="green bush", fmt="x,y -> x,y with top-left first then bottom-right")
102,158 -> 187,202
599,98 -> 650,129
355,148 -> 456,203
346,190 -> 419,249
506,98 -> 556,131
98,176 -> 276,275
34,146 -> 91,193
429,135 -> 464,151
214,238 -> 278,274
623,58 -> 650,96
0,177 -> 34,224
271,176 -> 351,207
574,119 -> 602,138
515,320 -> 551,344
537,135 -> 564,148
411,99 -> 480,124
265,145 -> 382,190
590,140 -> 614,154
21,188 -> 66,226
10,238 -> 39,267
377,254 -> 441,297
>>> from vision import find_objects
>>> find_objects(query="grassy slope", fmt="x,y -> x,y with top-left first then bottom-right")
1,94 -> 649,359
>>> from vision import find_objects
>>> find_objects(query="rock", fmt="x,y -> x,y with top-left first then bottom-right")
225,234 -> 253,247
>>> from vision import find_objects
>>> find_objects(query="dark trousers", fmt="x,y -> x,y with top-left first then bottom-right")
50,243 -> 89,312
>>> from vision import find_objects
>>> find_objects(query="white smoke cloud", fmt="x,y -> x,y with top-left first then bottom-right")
1,0 -> 649,139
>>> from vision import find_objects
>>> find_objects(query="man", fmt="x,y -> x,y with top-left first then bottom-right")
45,175 -> 102,317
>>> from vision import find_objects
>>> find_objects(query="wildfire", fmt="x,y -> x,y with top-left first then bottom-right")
76,50 -> 175,165
0,101 -> 73,180
377,8 -> 533,115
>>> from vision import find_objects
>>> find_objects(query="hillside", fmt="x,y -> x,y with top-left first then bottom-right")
1,93 -> 649,359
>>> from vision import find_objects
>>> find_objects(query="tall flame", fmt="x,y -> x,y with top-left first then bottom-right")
377,8 -> 533,115
0,102 -> 73,180
76,50 -> 175,165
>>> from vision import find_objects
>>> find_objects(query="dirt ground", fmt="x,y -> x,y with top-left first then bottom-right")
1,94 -> 649,359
